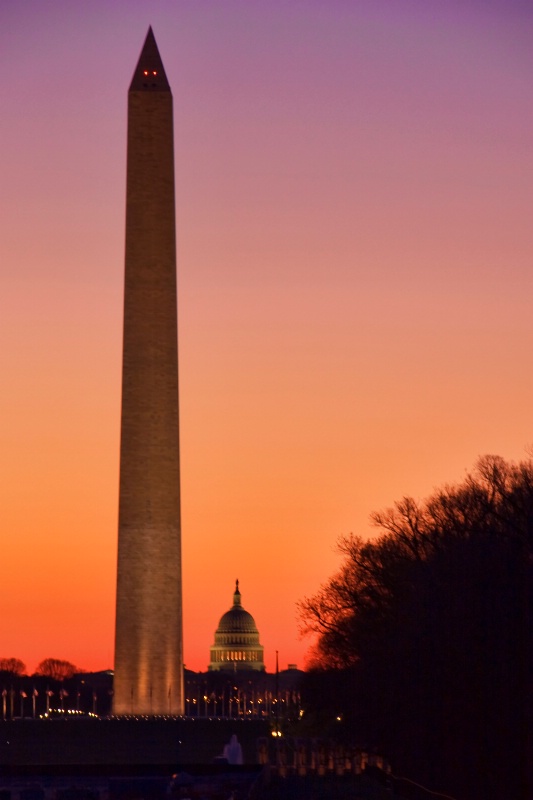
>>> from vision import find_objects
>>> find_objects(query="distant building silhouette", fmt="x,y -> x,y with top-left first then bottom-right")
209,581 -> 265,671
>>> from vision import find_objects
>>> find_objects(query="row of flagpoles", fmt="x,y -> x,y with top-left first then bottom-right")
1,687 -> 100,719
183,688 -> 302,718
1,686 -> 302,720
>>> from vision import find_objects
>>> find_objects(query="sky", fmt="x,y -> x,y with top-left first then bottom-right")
1,0 -> 532,675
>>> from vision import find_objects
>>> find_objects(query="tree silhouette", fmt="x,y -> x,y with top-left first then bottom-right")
35,658 -> 78,681
0,658 -> 26,675
299,455 -> 533,800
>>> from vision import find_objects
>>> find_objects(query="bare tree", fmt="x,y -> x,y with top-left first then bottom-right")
35,658 -> 77,681
298,455 -> 533,800
0,658 -> 26,675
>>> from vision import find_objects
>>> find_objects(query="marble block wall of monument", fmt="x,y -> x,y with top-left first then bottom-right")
113,28 -> 183,716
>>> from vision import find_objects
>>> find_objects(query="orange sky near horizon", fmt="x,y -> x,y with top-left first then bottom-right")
1,0 -> 533,675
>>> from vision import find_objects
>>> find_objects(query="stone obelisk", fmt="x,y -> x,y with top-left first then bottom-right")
113,28 -> 183,715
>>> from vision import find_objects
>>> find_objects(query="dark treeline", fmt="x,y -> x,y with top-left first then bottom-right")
0,669 -> 113,718
298,455 -> 533,800
0,667 -> 303,721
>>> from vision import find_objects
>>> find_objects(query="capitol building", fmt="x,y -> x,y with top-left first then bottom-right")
185,580 -> 302,717
208,580 -> 265,671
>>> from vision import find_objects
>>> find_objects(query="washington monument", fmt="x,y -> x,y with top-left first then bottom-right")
113,28 -> 183,715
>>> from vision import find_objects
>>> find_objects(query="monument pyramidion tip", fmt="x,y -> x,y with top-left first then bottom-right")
129,27 -> 170,93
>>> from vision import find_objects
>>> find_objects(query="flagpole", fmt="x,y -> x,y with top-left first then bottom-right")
275,650 -> 279,733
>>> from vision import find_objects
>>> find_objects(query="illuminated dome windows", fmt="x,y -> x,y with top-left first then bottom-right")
208,581 -> 265,672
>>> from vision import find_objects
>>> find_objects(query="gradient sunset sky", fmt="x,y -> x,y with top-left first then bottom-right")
1,0 -> 532,674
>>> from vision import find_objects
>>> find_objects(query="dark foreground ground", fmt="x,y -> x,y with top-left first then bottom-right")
0,770 -> 398,800
0,720 -> 402,799
0,718 -> 265,768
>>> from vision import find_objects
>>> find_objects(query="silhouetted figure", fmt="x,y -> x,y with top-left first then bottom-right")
223,734 -> 244,765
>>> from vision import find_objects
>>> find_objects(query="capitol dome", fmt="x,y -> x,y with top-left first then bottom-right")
209,580 -> 265,672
